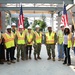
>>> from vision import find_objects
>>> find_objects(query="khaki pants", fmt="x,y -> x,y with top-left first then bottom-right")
46,44 -> 55,58
17,44 -> 26,59
34,43 -> 41,56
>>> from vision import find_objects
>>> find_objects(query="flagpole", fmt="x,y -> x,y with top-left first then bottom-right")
69,9 -> 75,29
63,1 -> 64,6
61,1 -> 68,27
18,3 -> 24,30
20,2 -> 22,7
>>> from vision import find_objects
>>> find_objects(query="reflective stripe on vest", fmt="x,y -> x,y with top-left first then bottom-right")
68,33 -> 72,48
2,33 -> 14,49
17,31 -> 25,44
74,37 -> 75,47
35,31 -> 42,43
74,42 -> 75,47
27,32 -> 33,45
46,32 -> 55,44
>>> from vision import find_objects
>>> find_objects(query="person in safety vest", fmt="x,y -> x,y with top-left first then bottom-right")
45,25 -> 57,61
11,23 -> 17,60
2,25 -> 15,64
63,26 -> 72,66
26,26 -> 34,60
72,29 -> 75,69
34,25 -> 42,60
57,24 -> 64,61
16,25 -> 26,62
73,29 -> 75,55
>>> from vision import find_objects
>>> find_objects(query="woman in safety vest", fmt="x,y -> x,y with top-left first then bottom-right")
63,26 -> 72,66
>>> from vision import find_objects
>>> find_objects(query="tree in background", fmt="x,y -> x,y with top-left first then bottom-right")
11,17 -> 30,28
24,17 -> 30,28
11,18 -> 18,27
32,15 -> 46,31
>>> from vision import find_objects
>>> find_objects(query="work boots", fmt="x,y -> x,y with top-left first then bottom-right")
37,55 -> 41,59
53,57 -> 55,61
34,54 -> 37,60
47,56 -> 51,60
17,58 -> 19,62
29,54 -> 31,59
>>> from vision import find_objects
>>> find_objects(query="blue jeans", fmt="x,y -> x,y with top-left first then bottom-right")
74,47 -> 75,55
57,44 -> 64,59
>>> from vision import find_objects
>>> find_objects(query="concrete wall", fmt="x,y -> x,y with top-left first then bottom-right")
0,4 -> 6,32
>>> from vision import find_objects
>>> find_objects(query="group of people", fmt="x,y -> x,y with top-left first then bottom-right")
0,23 -> 75,69
0,23 -> 44,65
57,24 -> 75,67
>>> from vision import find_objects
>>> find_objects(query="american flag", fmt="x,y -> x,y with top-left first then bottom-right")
61,3 -> 68,27
18,5 -> 24,29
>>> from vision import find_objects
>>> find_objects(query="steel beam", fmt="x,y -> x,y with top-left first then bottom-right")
0,7 -> 62,11
11,14 -> 51,17
0,0 -> 73,4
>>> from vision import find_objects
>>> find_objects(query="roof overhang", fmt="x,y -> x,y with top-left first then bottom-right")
0,7 -> 62,11
0,0 -> 73,4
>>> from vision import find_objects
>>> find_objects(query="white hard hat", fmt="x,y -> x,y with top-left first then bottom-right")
60,24 -> 64,27
28,26 -> 32,29
69,25 -> 72,28
6,25 -> 11,29
12,23 -> 16,26
19,25 -> 23,28
64,26 -> 70,29
35,25 -> 40,28
47,25 -> 52,28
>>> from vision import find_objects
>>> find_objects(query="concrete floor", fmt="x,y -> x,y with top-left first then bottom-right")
0,44 -> 75,75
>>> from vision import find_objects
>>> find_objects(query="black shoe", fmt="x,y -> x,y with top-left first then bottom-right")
34,57 -> 37,60
37,57 -> 41,59
67,64 -> 71,66
29,56 -> 31,59
0,62 -> 4,64
13,57 -> 16,60
47,57 -> 51,60
53,57 -> 55,61
34,58 -> 37,60
63,62 -> 66,65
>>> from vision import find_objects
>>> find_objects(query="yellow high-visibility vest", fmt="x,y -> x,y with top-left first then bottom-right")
46,32 -> 55,44
74,37 -> 75,47
58,30 -> 64,44
35,31 -> 42,43
27,32 -> 33,45
73,32 -> 75,47
68,33 -> 72,48
2,33 -> 15,49
16,31 -> 25,44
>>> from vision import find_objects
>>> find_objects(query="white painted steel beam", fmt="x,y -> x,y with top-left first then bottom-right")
0,0 -> 73,4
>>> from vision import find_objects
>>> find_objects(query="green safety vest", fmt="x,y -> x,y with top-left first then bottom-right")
58,30 -> 64,44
